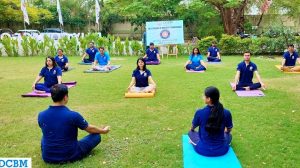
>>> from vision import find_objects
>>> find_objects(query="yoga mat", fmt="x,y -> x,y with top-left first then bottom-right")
146,61 -> 160,65
186,70 -> 205,73
78,62 -> 92,65
21,82 -> 76,98
124,91 -> 155,98
230,83 -> 265,97
182,135 -> 242,168
84,65 -> 121,73
206,61 -> 222,64
275,65 -> 300,74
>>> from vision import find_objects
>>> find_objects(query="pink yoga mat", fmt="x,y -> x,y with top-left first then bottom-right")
186,70 -> 205,73
230,83 -> 265,97
21,82 -> 76,98
146,61 -> 160,65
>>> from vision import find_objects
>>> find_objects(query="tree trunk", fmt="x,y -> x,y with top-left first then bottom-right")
210,0 -> 248,35
220,8 -> 236,35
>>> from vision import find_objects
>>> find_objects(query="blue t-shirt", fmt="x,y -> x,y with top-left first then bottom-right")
39,66 -> 62,87
38,106 -> 89,163
94,51 -> 110,65
54,55 -> 69,68
208,47 -> 220,57
132,69 -> 152,87
146,48 -> 159,61
237,61 -> 257,84
189,54 -> 203,67
283,51 -> 299,66
192,105 -> 233,156
85,47 -> 99,62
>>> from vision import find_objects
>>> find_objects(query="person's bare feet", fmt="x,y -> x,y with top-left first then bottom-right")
243,87 -> 250,91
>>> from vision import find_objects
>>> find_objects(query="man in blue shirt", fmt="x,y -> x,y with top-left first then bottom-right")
281,44 -> 300,72
207,41 -> 221,62
54,49 -> 69,71
143,42 -> 161,63
81,42 -> 99,63
92,47 -> 111,71
232,51 -> 266,91
38,84 -> 110,163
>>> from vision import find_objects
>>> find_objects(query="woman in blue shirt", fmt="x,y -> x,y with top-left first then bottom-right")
127,58 -> 156,93
185,48 -> 207,71
32,56 -> 62,93
189,86 -> 233,156
54,49 -> 69,71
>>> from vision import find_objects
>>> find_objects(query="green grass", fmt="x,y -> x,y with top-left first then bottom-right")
0,55 -> 299,168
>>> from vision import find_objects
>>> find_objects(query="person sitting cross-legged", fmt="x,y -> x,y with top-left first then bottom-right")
185,47 -> 207,71
81,42 -> 99,63
38,84 -> 110,164
54,49 -> 69,71
232,51 -> 266,91
127,58 -> 156,93
32,56 -> 62,93
207,41 -> 221,62
92,47 -> 111,71
143,42 -> 161,63
280,44 -> 300,72
189,86 -> 233,157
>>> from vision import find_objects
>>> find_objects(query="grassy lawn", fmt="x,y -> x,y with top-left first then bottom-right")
0,55 -> 299,168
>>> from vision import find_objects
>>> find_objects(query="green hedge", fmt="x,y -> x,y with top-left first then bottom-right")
1,33 -> 299,57
216,34 -> 298,55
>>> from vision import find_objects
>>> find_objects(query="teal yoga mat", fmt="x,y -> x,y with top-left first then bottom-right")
182,135 -> 241,168
78,62 -> 92,65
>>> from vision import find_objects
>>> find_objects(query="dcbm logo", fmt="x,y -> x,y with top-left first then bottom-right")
0,158 -> 31,168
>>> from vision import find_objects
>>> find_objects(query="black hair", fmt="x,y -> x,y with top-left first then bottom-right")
50,84 -> 68,102
191,47 -> 201,56
136,57 -> 147,71
288,44 -> 294,48
243,51 -> 251,55
204,86 -> 224,135
45,56 -> 57,67
150,42 -> 154,46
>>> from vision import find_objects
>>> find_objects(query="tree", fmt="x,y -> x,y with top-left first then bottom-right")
176,1 -> 223,39
201,0 -> 249,35
0,0 -> 53,28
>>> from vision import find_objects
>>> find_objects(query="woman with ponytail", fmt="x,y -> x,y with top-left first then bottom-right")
189,86 -> 233,156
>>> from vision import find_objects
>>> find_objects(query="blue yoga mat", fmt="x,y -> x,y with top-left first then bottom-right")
78,62 -> 93,65
206,61 -> 222,64
84,65 -> 121,73
182,135 -> 241,168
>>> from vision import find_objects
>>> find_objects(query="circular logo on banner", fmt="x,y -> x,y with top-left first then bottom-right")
160,30 -> 170,39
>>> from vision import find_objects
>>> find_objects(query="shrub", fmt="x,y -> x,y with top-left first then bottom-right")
124,37 -> 130,56
198,36 -> 217,54
28,37 -> 39,56
219,34 -> 239,55
1,37 -> 14,56
115,37 -> 124,56
21,36 -> 30,56
130,40 -> 143,56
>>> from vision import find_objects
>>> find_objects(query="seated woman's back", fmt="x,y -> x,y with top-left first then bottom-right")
190,86 -> 233,156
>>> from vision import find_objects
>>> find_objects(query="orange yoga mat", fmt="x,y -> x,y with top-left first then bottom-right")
275,65 -> 300,74
124,91 -> 156,98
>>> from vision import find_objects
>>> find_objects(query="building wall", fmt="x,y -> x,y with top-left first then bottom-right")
246,15 -> 300,34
